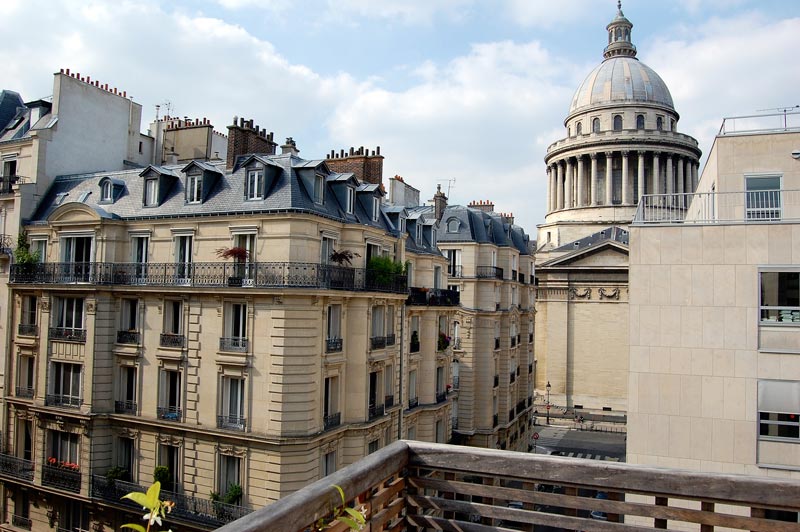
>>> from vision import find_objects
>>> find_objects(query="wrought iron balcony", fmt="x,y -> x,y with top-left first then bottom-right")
219,337 -> 248,352
386,334 -> 396,346
447,264 -> 463,278
45,394 -> 80,408
157,406 -> 182,421
49,327 -> 86,343
15,386 -> 33,398
216,439 -> 800,532
92,475 -> 252,528
493,375 -> 499,388
325,337 -> 342,353
116,330 -> 140,345
114,400 -> 137,415
407,397 -> 419,409
323,412 -> 341,430
367,403 -> 385,421
160,333 -> 186,348
409,339 -> 420,353
370,336 -> 387,350
10,261 -> 408,294
435,391 -> 447,404
476,265 -> 504,279
406,287 -> 460,306
0,175 -> 21,195
0,453 -> 34,481
217,414 -> 247,431
17,323 -> 37,336
384,394 -> 394,408
452,337 -> 462,350
42,463 -> 81,493
11,515 -> 31,530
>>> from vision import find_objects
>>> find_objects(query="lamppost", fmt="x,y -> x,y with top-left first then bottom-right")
546,381 -> 551,425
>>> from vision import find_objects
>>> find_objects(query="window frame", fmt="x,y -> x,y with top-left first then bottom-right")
144,178 -> 158,207
186,173 -> 202,204
592,117 -> 601,133
760,268 -> 800,324
745,174 -> 782,221
246,169 -> 264,200
613,115 -> 623,131
636,114 -> 645,129
50,361 -> 82,401
101,181 -> 113,202
346,187 -> 355,214
758,379 -> 800,443
372,197 -> 380,222
314,174 -> 325,204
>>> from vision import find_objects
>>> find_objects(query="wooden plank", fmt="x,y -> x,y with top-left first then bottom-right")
654,496 -> 668,529
701,501 -> 714,532
409,477 -> 800,532
406,441 -> 800,509
407,514 -> 504,532
370,496 -> 404,531
369,477 -> 405,510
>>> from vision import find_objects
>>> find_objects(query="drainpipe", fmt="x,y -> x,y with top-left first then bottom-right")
398,306 -> 405,441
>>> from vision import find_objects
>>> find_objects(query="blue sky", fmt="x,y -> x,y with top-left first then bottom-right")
3,0 -> 800,232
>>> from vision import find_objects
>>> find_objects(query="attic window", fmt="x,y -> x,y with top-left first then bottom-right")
144,178 -> 158,207
372,197 -> 379,222
101,181 -> 113,202
187,174 -> 202,204
314,175 -> 325,204
55,192 -> 69,206
399,218 -> 405,233
346,187 -> 354,214
416,224 -> 422,243
78,191 -> 91,203
246,169 -> 263,200
447,219 -> 460,233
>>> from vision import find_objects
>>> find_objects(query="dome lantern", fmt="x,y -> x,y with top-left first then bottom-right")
603,1 -> 637,59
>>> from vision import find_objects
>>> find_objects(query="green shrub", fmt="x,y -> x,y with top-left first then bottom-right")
13,230 -> 39,265
153,466 -> 171,485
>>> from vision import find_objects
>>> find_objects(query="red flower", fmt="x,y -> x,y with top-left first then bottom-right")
48,457 -> 57,465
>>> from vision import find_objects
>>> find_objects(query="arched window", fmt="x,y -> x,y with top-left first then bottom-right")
592,118 -> 601,133
670,119 -> 676,131
447,218 -> 460,233
613,115 -> 623,131
624,28 -> 629,41
101,181 -> 112,201
568,126 -> 571,137
636,114 -> 645,129
576,122 -> 582,135
615,28 -> 621,41
656,117 -> 663,130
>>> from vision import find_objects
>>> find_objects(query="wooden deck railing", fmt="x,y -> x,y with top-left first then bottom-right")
217,440 -> 800,532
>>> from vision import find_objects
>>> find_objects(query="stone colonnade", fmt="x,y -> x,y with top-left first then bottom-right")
546,150 -> 699,213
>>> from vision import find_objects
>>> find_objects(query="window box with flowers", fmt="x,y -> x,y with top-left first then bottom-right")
437,332 -> 451,352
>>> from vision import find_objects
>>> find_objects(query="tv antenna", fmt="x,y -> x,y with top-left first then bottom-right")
437,178 -> 456,198
756,105 -> 799,128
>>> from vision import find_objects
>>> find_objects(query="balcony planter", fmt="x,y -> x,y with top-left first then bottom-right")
227,276 -> 243,287
437,332 -> 451,352
216,246 -> 249,287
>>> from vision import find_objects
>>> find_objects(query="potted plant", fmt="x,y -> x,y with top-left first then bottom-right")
216,247 -> 250,286
327,249 -> 359,288
438,331 -> 451,351
366,255 -> 405,291
13,230 -> 40,282
328,249 -> 359,266
153,466 -> 171,491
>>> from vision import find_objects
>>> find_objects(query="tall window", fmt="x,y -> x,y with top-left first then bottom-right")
384,365 -> 394,404
144,178 -> 158,206
117,437 -> 134,477
322,450 -> 336,476
446,249 -> 461,277
346,187 -> 354,214
408,369 -> 417,403
220,376 -> 245,429
435,420 -> 445,443
225,302 -> 247,339
246,169 -> 264,200
54,297 -> 84,331
760,270 -> 800,323
613,115 -> 623,131
656,116 -> 663,130
101,181 -> 113,202
576,122 -> 582,135
31,238 -> 47,263
117,365 -> 137,414
16,419 -> 33,461
592,117 -> 600,133
50,362 -> 81,405
746,175 -> 781,220
371,306 -> 385,340
387,305 -> 395,342
21,295 -> 37,329
433,266 -> 442,289
132,236 -> 149,278
120,299 -> 139,332
758,380 -> 800,442
175,235 -> 193,279
159,369 -> 182,420
366,243 -> 381,262
636,114 -> 645,129
324,376 -> 339,422
321,236 -> 336,265
327,304 -> 342,341
187,174 -> 202,203
314,175 -> 325,204
372,197 -> 380,222
164,300 -> 183,335
17,355 -> 35,397
50,431 -> 79,465
62,235 -> 92,281
158,444 -> 179,492
218,455 -> 241,495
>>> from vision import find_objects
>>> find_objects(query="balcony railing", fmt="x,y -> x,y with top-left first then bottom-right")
49,327 -> 86,343
157,405 -> 182,421
15,386 -> 34,398
409,339 -> 420,353
10,261 -> 408,294
384,394 -> 394,408
368,403 -> 385,420
476,265 -> 504,279
219,439 -> 800,532
0,175 -> 21,195
11,515 -> 31,530
160,333 -> 186,348
114,400 -> 137,415
435,391 -> 447,404
633,189 -> 800,226
0,453 -> 34,481
406,287 -> 460,306
448,264 -> 463,278
452,337 -> 462,350
386,333 -> 396,346
17,323 -> 37,336
116,330 -> 140,345
45,394 -> 80,408
219,337 -> 248,352
92,475 -> 251,528
407,397 -> 419,409
217,414 -> 247,431
323,412 -> 341,430
42,463 -> 81,493
325,337 -> 342,353
370,336 -> 387,350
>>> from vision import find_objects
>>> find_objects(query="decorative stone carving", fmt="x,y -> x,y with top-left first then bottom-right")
157,433 -> 183,446
321,439 -> 338,454
598,287 -> 620,300
40,298 -> 50,312
217,443 -> 247,457
569,287 -> 591,300
86,300 -> 96,315
114,426 -> 139,438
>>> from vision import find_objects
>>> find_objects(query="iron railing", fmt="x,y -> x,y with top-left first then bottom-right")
325,337 -> 342,353
15,386 -> 33,398
0,175 -> 20,194
0,453 -> 34,481
368,403 -> 385,420
11,515 -> 31,530
386,333 -> 396,346
160,333 -> 186,348
406,287 -> 460,306
448,264 -> 463,278
10,261 -> 408,294
45,394 -> 80,408
476,265 -> 504,279
219,337 -> 248,352
157,406 -> 182,421
114,400 -> 137,415
409,339 -> 420,353
42,463 -> 81,493
370,336 -> 387,350
17,323 -> 37,336
49,327 -> 86,343
116,330 -> 140,345
384,394 -> 394,408
323,412 -> 341,430
435,392 -> 447,404
217,415 -> 246,431
91,475 -> 251,528
407,397 -> 419,409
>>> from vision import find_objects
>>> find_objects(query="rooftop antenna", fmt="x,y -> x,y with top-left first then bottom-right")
437,178 -> 456,197
756,105 -> 799,128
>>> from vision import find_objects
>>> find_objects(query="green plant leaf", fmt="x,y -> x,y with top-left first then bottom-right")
332,484 -> 346,505
344,507 -> 366,523
121,524 -> 147,532
336,516 -> 360,530
146,481 -> 162,509
121,492 -> 149,508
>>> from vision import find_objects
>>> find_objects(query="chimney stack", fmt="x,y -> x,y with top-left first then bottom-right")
325,145 -> 384,186
433,184 -> 448,223
468,199 -> 495,213
226,116 -> 278,170
281,137 -> 299,156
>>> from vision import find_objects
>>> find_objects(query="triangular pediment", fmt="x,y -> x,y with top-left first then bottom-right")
541,240 -> 628,268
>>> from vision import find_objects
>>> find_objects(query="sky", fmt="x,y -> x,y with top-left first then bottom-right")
2,0 -> 800,234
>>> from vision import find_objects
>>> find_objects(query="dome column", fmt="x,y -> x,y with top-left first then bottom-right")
637,151 -> 646,203
556,161 -> 564,210
605,151 -> 614,205
565,158 -> 574,208
676,156 -> 685,207
653,152 -> 661,196
692,161 -> 699,192
666,154 -> 674,208
546,166 -> 553,213
590,154 -> 599,206
621,150 -> 631,205
576,156 -> 586,207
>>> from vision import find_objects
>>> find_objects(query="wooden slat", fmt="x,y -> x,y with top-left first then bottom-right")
406,514 -> 504,532
701,501 -> 714,532
370,496 -> 404,531
654,496 -> 668,529
370,476 -> 405,510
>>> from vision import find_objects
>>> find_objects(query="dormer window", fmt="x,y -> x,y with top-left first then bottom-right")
416,224 -> 422,243
447,219 -> 460,233
187,174 -> 201,204
372,197 -> 379,222
314,175 -> 325,204
399,218 -> 405,233
144,179 -> 158,207
246,169 -> 264,200
101,181 -> 113,202
346,187 -> 354,214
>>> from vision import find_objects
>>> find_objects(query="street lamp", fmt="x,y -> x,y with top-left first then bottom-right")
546,381 -> 551,425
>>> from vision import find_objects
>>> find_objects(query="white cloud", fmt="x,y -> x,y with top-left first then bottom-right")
504,0 -> 598,29
323,0 -> 474,25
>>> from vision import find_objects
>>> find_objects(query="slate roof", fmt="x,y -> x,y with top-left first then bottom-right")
0,91 -> 25,134
553,226 -> 629,252
436,205 -> 532,255
27,154 -> 392,237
